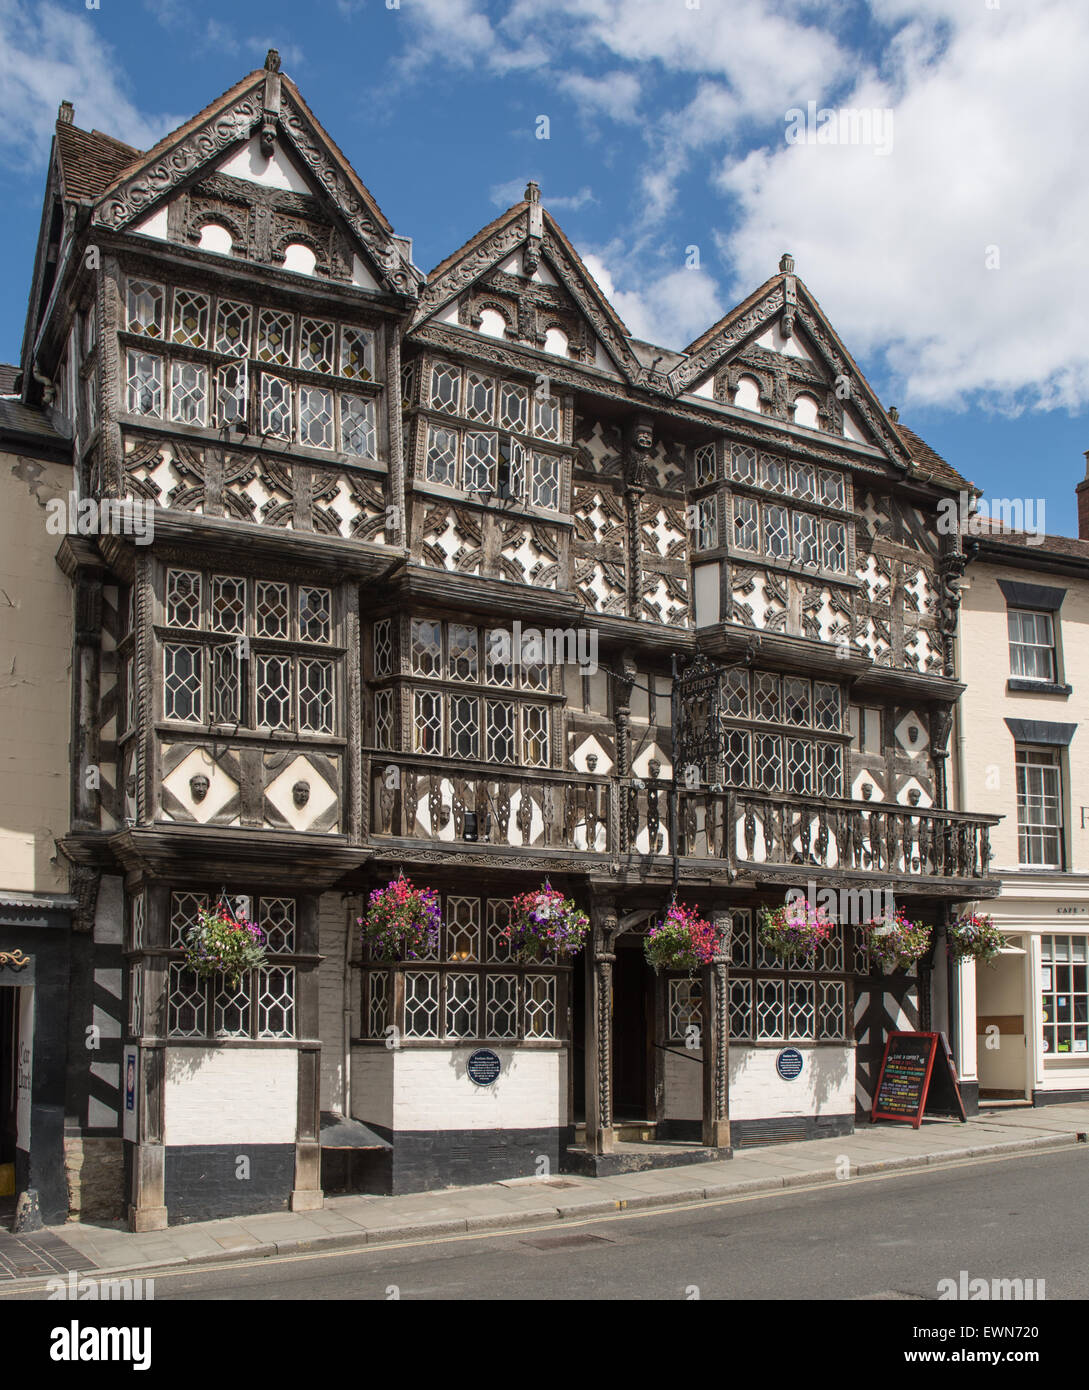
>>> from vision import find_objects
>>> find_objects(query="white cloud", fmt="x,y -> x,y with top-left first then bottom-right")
582,250 -> 723,350
0,0 -> 181,167
557,70 -> 641,125
716,0 -> 1089,410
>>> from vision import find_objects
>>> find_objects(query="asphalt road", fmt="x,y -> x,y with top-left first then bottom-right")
37,1146 -> 1088,1302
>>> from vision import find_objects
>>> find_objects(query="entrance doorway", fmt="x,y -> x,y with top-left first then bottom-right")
976,947 -> 1030,1101
612,941 -> 655,1122
0,988 -> 16,1230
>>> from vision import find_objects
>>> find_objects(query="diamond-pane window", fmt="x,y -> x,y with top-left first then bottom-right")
299,319 -> 335,373
824,520 -> 848,573
299,659 -> 334,733
669,978 -> 702,1043
169,361 -> 208,425
783,678 -> 810,726
756,978 -> 785,1040
821,470 -> 845,507
166,570 -> 202,628
522,705 -> 549,767
256,655 -> 292,729
525,975 -> 556,1038
171,289 -> 209,347
430,361 -> 461,412
449,695 -> 479,759
721,668 -> 749,717
465,431 -> 497,491
167,962 -> 207,1037
260,374 -> 292,438
731,443 -> 757,482
814,683 -> 841,732
733,496 -> 759,551
445,974 -> 479,1039
414,690 -> 443,754
486,629 -> 513,687
299,587 -> 331,643
164,644 -> 203,722
816,742 -> 842,797
411,619 -> 442,676
696,497 -> 716,551
531,452 -> 560,510
753,671 -> 780,721
127,351 -> 162,415
256,581 -> 289,638
818,980 -> 846,1038
212,643 -> 240,724
792,461 -> 817,502
258,897 -> 296,953
373,619 -> 394,677
215,300 -> 251,357
340,327 -> 375,382
257,309 -> 294,366
404,971 -> 440,1037
367,971 -> 390,1038
486,900 -> 513,962
127,280 -> 164,337
486,700 -> 515,763
499,383 -> 528,432
373,688 -> 394,749
213,977 -> 251,1037
256,965 -> 295,1038
729,977 -> 753,1038
694,443 -> 716,485
426,424 -> 458,484
762,454 -> 787,493
723,728 -> 750,785
401,361 -> 415,410
447,897 -> 480,962
534,395 -> 561,441
519,631 -> 548,691
485,974 -> 518,1038
216,360 -> 248,427
754,733 -> 782,791
449,624 -> 478,680
793,511 -> 819,567
464,373 -> 495,423
786,738 -> 813,795
788,980 -> 816,1039
212,576 -> 246,633
729,909 -> 752,969
170,891 -> 208,948
299,386 -> 334,449
507,438 -> 526,499
764,505 -> 790,559
341,394 -> 376,456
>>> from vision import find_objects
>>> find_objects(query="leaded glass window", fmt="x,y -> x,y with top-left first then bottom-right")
127,280 -> 164,337
260,373 -> 292,438
534,395 -> 561,441
340,327 -> 374,382
341,394 -> 376,456
824,520 -> 848,573
485,975 -> 518,1038
256,655 -> 293,729
813,683 -> 841,732
256,581 -> 289,638
299,659 -> 334,733
522,705 -> 549,767
299,385 -> 334,449
820,470 -> 845,507
525,975 -> 556,1038
212,643 -> 240,724
426,424 -> 458,484
754,733 -> 782,790
430,361 -> 461,412
464,373 -> 495,423
761,454 -> 787,493
816,742 -> 842,797
695,496 -> 717,551
449,624 -> 478,680
785,738 -> 813,795
414,690 -> 443,755
486,700 -> 516,762
164,644 -> 203,722
531,452 -> 560,510
171,289 -> 209,347
793,510 -> 819,567
127,351 -> 162,415
694,443 -> 716,485
299,588 -> 331,643
373,619 -> 394,677
792,461 -> 817,502
783,677 -> 811,726
449,694 -> 479,759
299,319 -> 334,373
215,300 -> 251,356
753,671 -> 780,722
733,496 -> 759,551
257,308 -> 294,366
169,361 -> 208,425
764,504 -> 790,559
216,360 -> 248,426
499,382 -> 528,432
465,431 -> 497,491
731,443 -> 757,482
411,619 -> 442,676
166,570 -> 202,628
373,688 -> 394,749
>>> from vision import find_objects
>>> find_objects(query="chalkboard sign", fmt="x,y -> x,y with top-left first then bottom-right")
871,1031 -> 966,1127
467,1048 -> 502,1086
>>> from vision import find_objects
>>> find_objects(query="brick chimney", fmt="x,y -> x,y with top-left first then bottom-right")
1078,450 -> 1089,539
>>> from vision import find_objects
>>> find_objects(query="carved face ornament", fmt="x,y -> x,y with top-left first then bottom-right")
190,774 -> 210,804
292,780 -> 311,808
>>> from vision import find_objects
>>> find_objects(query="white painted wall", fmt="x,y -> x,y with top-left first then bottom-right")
693,562 -> 721,627
350,1047 -> 394,1130
162,1047 -> 298,1144
218,135 -> 311,193
730,1045 -> 854,1120
131,205 -> 169,240
390,1047 -> 566,1131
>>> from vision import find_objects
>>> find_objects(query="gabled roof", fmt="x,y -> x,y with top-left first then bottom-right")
962,519 -> 1089,566
88,54 -> 416,297
895,423 -> 970,492
54,121 -> 140,203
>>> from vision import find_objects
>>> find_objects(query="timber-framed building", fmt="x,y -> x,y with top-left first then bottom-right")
1,54 -> 1001,1228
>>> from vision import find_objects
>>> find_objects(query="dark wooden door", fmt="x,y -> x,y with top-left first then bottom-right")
613,946 -> 652,1120
0,988 -> 15,1165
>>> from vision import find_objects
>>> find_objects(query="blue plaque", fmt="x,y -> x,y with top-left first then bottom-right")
467,1048 -> 502,1086
776,1047 -> 804,1081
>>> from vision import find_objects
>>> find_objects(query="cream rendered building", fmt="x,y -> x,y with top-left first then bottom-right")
953,517 -> 1089,1106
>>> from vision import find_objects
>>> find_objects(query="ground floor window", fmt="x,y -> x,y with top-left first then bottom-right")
1040,934 -> 1088,1058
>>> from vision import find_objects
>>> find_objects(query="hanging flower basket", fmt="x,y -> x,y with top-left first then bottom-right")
359,874 -> 441,962
948,912 -> 1006,966
506,883 -> 588,963
183,898 -> 267,991
645,900 -> 725,975
758,900 -> 832,964
861,909 -> 931,975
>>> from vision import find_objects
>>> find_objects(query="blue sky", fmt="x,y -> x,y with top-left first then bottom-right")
1,0 -> 1086,533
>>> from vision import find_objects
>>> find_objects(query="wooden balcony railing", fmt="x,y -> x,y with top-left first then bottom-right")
365,756 -> 999,883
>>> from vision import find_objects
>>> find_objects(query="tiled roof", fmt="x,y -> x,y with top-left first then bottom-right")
55,122 -> 140,202
682,272 -> 783,357
0,397 -> 68,449
894,423 -> 970,492
0,363 -> 19,395
427,200 -> 528,281
963,518 -> 1089,562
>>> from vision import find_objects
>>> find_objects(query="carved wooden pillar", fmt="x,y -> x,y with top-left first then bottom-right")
931,704 -> 954,810
700,941 -> 731,1150
68,547 -> 105,832
585,897 -> 618,1154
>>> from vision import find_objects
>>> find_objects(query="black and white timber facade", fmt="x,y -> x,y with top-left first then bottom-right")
1,54 -> 1004,1228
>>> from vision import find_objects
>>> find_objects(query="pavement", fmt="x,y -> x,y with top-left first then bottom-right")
2,1103 -> 1087,1289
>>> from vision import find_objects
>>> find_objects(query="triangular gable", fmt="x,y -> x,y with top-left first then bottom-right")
412,188 -> 647,384
91,53 -> 419,300
671,262 -> 912,472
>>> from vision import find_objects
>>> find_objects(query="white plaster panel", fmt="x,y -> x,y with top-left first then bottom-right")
729,1045 -> 855,1120
351,1047 -> 394,1130
391,1047 -> 566,1131
163,1047 -> 298,1144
